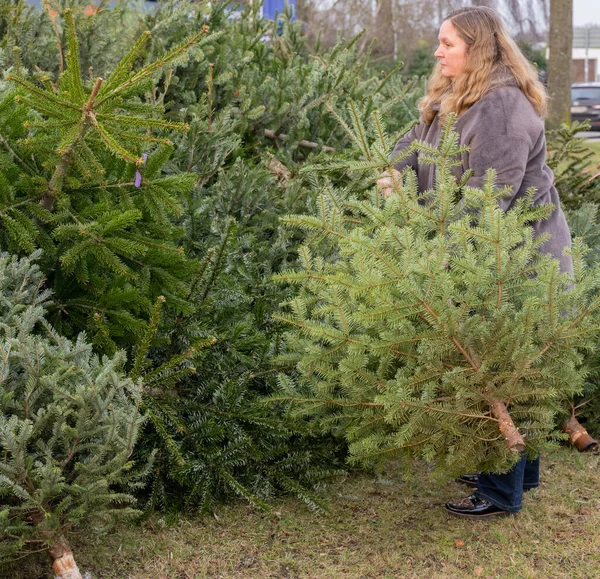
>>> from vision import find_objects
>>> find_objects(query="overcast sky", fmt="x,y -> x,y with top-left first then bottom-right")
574,0 -> 600,27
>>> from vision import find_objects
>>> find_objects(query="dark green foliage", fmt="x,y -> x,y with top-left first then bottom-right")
274,110 -> 600,478
547,121 -> 600,211
517,40 -> 547,72
0,0 -> 424,519
110,2 -> 424,510
0,251 -> 144,566
565,204 -> 600,436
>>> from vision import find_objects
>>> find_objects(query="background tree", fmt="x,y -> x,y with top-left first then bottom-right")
373,0 -> 395,62
299,0 -> 550,78
547,0 -> 573,129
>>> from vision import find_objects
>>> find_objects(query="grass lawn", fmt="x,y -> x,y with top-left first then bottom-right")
7,447 -> 600,579
587,140 -> 600,166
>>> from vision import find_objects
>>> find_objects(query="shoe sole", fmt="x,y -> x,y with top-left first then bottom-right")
444,507 -> 512,520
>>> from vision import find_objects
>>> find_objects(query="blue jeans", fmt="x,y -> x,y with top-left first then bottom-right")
474,455 -> 540,512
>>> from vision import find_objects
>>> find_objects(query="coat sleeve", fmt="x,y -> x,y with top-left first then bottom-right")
465,132 -> 573,275
390,122 -> 426,172
464,134 -> 531,212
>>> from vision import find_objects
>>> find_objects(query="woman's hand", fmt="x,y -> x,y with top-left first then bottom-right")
377,169 -> 401,197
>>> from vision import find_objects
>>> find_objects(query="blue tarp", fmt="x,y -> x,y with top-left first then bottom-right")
262,0 -> 296,21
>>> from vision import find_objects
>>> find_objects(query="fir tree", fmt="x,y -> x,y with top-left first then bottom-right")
274,109 -> 600,478
562,204 -> 600,446
115,1 -> 423,511
0,8 -> 212,353
0,251 -> 145,578
547,120 -> 600,211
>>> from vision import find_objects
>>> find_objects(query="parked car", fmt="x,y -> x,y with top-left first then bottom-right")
571,82 -> 600,130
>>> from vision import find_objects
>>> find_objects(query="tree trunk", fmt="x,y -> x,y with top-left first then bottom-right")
490,399 -> 526,452
547,0 -> 573,129
31,512 -> 83,579
563,413 -> 599,452
295,0 -> 310,22
373,0 -> 394,61
49,534 -> 83,579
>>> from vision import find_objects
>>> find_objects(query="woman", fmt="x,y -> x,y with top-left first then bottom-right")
379,6 -> 572,519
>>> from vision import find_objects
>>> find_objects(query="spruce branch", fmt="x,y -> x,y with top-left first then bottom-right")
130,295 -> 165,381
95,113 -> 189,132
8,75 -> 82,112
43,0 -> 64,74
0,129 -> 35,172
95,27 -> 213,108
142,337 -> 216,383
42,77 -> 104,211
198,219 -> 236,303
349,436 -> 437,461
325,102 -> 369,159
62,10 -> 85,103
90,113 -> 142,164
0,196 -> 44,218
103,30 -> 152,92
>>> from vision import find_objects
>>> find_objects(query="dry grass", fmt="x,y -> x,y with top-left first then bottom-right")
6,447 -> 600,579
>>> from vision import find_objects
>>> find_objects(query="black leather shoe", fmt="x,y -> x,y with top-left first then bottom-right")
445,494 -> 511,519
456,473 -> 479,487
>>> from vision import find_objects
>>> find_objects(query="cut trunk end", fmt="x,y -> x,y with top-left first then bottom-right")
563,414 -> 599,453
52,552 -> 82,579
490,399 -> 526,453
50,535 -> 83,579
31,512 -> 83,579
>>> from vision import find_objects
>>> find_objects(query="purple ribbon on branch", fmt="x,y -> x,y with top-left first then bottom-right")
134,153 -> 148,188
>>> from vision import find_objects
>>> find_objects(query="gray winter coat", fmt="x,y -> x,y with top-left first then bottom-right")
391,81 -> 573,275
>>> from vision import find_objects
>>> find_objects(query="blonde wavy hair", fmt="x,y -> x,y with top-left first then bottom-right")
420,6 -> 547,125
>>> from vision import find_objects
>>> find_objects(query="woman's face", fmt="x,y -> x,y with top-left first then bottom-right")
435,20 -> 468,79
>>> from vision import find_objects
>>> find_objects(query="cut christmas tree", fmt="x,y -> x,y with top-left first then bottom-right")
274,109 -> 600,477
0,252 -> 144,577
0,8 -> 213,353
